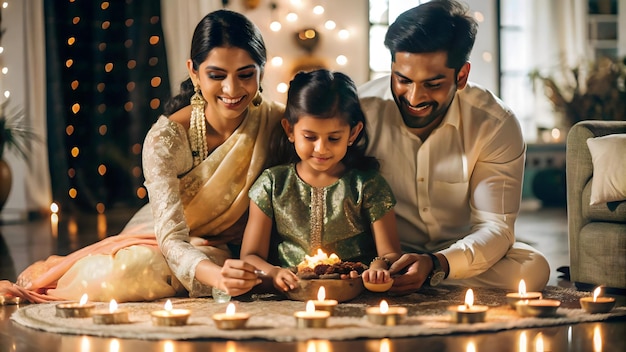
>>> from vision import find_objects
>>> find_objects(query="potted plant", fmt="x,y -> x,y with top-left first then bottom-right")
0,105 -> 38,211
529,56 -> 626,129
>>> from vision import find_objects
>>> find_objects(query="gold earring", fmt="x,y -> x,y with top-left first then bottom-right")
252,90 -> 262,106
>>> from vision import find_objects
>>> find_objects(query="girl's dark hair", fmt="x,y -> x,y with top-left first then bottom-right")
163,10 -> 267,116
270,69 -> 379,171
384,0 -> 477,73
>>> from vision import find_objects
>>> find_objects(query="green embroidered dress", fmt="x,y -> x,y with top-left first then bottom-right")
248,164 -> 396,267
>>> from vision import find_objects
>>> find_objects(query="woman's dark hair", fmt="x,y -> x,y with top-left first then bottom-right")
384,0 -> 477,73
269,69 -> 379,171
163,10 -> 267,115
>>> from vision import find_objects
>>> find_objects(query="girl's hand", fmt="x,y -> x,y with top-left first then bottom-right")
218,259 -> 262,296
361,268 -> 391,284
340,270 -> 361,279
270,267 -> 299,292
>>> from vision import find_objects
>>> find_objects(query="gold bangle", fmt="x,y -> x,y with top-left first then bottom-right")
370,256 -> 391,268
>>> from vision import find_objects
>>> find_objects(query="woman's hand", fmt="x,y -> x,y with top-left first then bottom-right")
269,267 -> 299,292
217,259 -> 262,296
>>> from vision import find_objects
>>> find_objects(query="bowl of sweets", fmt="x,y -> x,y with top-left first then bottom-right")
285,249 -> 367,303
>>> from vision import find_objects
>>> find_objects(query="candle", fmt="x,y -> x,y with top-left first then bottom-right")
515,298 -> 561,317
312,286 -> 338,315
151,299 -> 191,326
294,300 -> 330,328
56,294 -> 95,318
92,299 -> 129,325
447,289 -> 488,323
366,299 -> 408,326
212,302 -> 250,330
580,287 -> 615,314
505,279 -> 542,307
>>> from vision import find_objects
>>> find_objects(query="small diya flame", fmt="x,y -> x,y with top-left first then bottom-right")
593,286 -> 602,302
465,288 -> 475,309
297,248 -> 340,270
306,300 -> 316,313
79,293 -> 89,306
108,299 -> 118,313
226,302 -> 236,315
518,279 -> 527,297
379,300 -> 389,314
317,286 -> 326,301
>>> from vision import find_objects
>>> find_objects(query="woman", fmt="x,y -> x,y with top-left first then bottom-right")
1,10 -> 284,303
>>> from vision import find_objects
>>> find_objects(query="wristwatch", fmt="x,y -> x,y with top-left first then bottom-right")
426,253 -> 445,286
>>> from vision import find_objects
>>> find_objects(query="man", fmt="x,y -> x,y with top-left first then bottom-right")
358,0 -> 549,294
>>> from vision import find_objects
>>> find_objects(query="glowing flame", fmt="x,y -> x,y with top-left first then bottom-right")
109,299 -> 118,313
79,294 -> 88,306
226,302 -> 236,315
305,300 -> 316,313
379,300 -> 389,314
164,299 -> 173,311
464,289 -> 474,308
593,286 -> 602,302
298,248 -> 340,270
317,286 -> 326,301
518,279 -> 527,296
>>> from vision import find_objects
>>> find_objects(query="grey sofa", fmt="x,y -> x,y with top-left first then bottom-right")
566,120 -> 626,290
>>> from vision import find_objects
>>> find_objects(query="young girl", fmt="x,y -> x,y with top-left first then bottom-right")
240,69 -> 401,292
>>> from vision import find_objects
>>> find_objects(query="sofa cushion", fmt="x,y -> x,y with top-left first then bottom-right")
586,134 -> 626,205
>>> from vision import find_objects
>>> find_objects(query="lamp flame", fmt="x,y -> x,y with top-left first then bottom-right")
593,286 -> 602,302
164,299 -> 173,311
226,302 -> 236,315
379,300 -> 389,314
317,286 -> 326,301
109,299 -> 118,313
518,279 -> 527,296
79,293 -> 88,306
464,289 -> 474,308
305,300 -> 315,313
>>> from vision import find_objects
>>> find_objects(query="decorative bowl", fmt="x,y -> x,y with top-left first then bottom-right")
363,278 -> 394,293
285,277 -> 364,302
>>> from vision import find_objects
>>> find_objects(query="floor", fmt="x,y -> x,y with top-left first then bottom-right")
1,203 -> 625,351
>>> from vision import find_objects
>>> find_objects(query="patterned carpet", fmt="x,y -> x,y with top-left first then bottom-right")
10,285 -> 626,341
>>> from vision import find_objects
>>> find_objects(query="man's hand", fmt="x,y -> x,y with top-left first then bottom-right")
388,253 -> 433,295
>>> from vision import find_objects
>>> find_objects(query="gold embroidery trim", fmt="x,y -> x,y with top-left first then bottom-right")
310,187 -> 325,253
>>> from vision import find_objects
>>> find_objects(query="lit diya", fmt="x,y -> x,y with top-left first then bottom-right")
294,300 -> 330,328
311,286 -> 338,314
506,279 -> 542,307
92,299 -> 129,325
366,299 -> 407,326
151,299 -> 191,326
285,249 -> 365,302
56,294 -> 95,318
580,286 -> 615,314
515,298 -> 561,317
212,302 -> 250,329
447,288 -> 488,323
